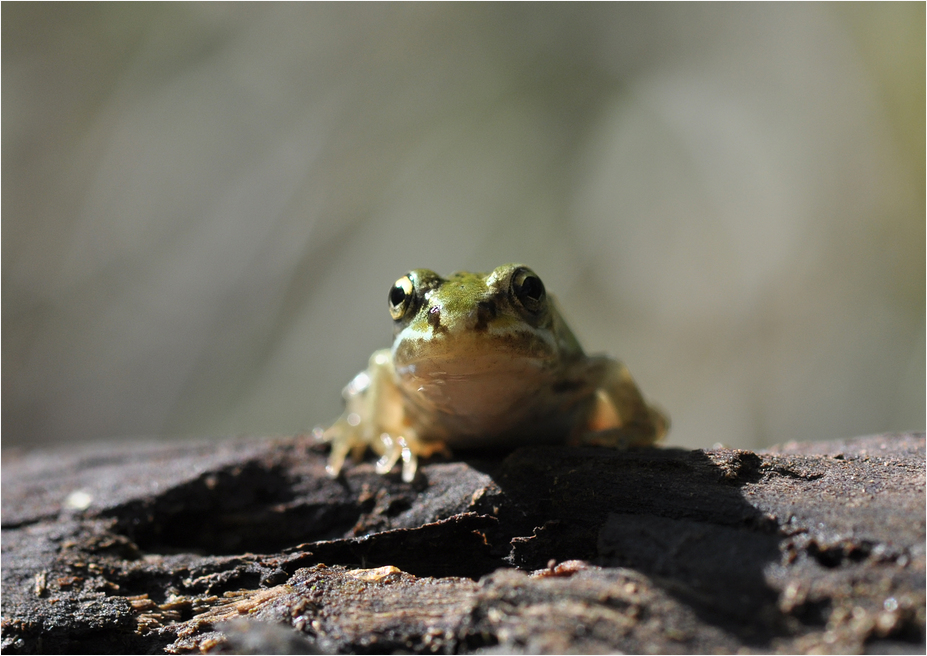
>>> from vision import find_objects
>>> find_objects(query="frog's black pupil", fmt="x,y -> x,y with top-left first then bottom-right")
390,285 -> 406,308
519,275 -> 544,301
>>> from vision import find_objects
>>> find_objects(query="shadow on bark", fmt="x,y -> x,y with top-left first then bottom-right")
467,446 -> 786,645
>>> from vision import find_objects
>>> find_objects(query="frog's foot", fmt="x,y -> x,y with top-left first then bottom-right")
314,418 -> 369,478
576,358 -> 669,448
575,386 -> 669,449
318,422 -> 420,483
375,434 -> 418,483
374,434 -> 451,483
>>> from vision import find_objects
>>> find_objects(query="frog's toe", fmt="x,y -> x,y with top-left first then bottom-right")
375,434 -> 402,475
325,437 -> 351,478
400,446 -> 417,483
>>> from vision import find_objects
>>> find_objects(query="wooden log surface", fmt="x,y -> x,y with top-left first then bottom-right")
1,432 -> 924,654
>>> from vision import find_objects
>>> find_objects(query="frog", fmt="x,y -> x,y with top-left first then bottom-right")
317,264 -> 667,482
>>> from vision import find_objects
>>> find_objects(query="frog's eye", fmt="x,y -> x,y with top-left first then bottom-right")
388,275 -> 415,320
511,268 -> 546,312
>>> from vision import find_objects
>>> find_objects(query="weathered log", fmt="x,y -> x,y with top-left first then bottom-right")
2,433 -> 924,654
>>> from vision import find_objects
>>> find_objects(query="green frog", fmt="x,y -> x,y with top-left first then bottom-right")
318,264 -> 667,482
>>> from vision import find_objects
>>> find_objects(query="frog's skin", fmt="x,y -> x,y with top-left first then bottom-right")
318,264 -> 667,482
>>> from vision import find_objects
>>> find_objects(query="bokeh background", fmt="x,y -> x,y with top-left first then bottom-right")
3,3 -> 923,453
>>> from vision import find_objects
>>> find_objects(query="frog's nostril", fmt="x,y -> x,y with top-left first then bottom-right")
427,305 -> 443,331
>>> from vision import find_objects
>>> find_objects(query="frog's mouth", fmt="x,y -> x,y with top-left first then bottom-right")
396,350 -> 553,388
393,319 -> 559,364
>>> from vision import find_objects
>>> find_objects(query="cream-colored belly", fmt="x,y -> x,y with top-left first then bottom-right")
395,354 -> 590,449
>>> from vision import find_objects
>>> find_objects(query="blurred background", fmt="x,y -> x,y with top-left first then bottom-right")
3,3 -> 923,453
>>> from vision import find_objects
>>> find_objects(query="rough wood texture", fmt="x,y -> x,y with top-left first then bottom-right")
2,433 -> 924,654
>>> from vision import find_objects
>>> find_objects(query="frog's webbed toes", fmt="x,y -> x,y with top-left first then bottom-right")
317,419 -> 363,478
316,418 -> 422,482
375,434 -> 418,482
375,434 -> 402,475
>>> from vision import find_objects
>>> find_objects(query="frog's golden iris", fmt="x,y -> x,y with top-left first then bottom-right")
318,264 -> 667,482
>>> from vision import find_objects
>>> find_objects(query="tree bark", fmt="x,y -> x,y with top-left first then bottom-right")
2,433 -> 924,654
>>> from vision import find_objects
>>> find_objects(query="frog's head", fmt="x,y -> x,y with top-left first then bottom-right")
387,264 -> 577,377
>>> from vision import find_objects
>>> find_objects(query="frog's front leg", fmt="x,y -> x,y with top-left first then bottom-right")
317,349 -> 425,482
575,357 -> 668,448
